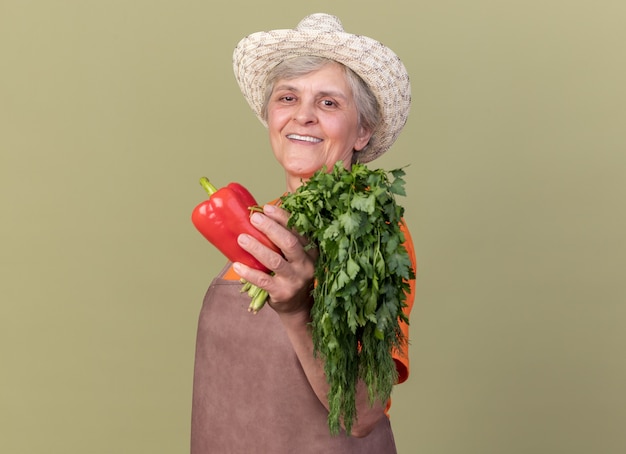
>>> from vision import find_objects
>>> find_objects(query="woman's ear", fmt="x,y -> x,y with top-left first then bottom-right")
353,126 -> 373,152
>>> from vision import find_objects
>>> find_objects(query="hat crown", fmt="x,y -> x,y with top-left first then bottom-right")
295,13 -> 344,33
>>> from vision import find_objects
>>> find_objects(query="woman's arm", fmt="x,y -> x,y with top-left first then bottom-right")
232,203 -> 387,437
276,307 -> 388,438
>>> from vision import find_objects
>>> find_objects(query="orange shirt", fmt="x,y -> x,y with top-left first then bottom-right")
393,219 -> 417,384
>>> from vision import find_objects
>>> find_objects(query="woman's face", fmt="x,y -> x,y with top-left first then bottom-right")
266,62 -> 372,192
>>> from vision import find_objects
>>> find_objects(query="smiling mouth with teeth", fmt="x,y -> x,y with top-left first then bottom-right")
287,134 -> 323,143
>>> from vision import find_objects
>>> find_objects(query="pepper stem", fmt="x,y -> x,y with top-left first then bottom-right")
199,177 -> 218,197
248,205 -> 264,214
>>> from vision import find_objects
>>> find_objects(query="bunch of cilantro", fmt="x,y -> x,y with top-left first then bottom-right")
280,162 -> 415,436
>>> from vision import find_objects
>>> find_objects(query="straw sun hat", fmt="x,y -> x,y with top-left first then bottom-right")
233,13 -> 411,163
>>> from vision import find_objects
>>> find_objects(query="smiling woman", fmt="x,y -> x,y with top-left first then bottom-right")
190,13 -> 414,454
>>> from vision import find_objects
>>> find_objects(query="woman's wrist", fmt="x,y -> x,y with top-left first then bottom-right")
274,293 -> 313,327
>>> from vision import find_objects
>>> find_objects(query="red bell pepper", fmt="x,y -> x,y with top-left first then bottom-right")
191,177 -> 280,274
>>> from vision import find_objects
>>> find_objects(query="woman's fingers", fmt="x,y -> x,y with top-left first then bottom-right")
234,207 -> 316,308
262,204 -> 311,249
249,210 -> 304,263
260,203 -> 289,226
237,232 -> 284,273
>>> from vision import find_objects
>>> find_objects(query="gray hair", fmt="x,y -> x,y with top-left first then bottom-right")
261,56 -> 381,153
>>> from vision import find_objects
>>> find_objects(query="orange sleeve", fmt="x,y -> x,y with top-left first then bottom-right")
222,264 -> 241,281
392,219 -> 417,384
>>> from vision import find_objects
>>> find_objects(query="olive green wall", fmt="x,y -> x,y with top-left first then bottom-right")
2,1 -> 625,453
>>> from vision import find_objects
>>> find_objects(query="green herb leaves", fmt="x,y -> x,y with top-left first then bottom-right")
280,162 -> 415,436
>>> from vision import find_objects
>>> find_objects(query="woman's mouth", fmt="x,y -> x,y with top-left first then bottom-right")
286,134 -> 323,144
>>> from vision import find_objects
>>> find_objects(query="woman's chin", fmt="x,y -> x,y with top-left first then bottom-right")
282,161 -> 319,179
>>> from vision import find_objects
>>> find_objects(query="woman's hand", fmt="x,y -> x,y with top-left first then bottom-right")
233,204 -> 317,315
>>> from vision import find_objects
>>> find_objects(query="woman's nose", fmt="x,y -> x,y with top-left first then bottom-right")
293,102 -> 317,124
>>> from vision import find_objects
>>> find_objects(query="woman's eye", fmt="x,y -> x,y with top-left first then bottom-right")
322,99 -> 336,107
280,95 -> 295,102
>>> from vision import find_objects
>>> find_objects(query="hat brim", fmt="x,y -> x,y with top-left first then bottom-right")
233,15 -> 411,163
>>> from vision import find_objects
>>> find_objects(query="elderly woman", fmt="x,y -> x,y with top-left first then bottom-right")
191,14 -> 415,453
